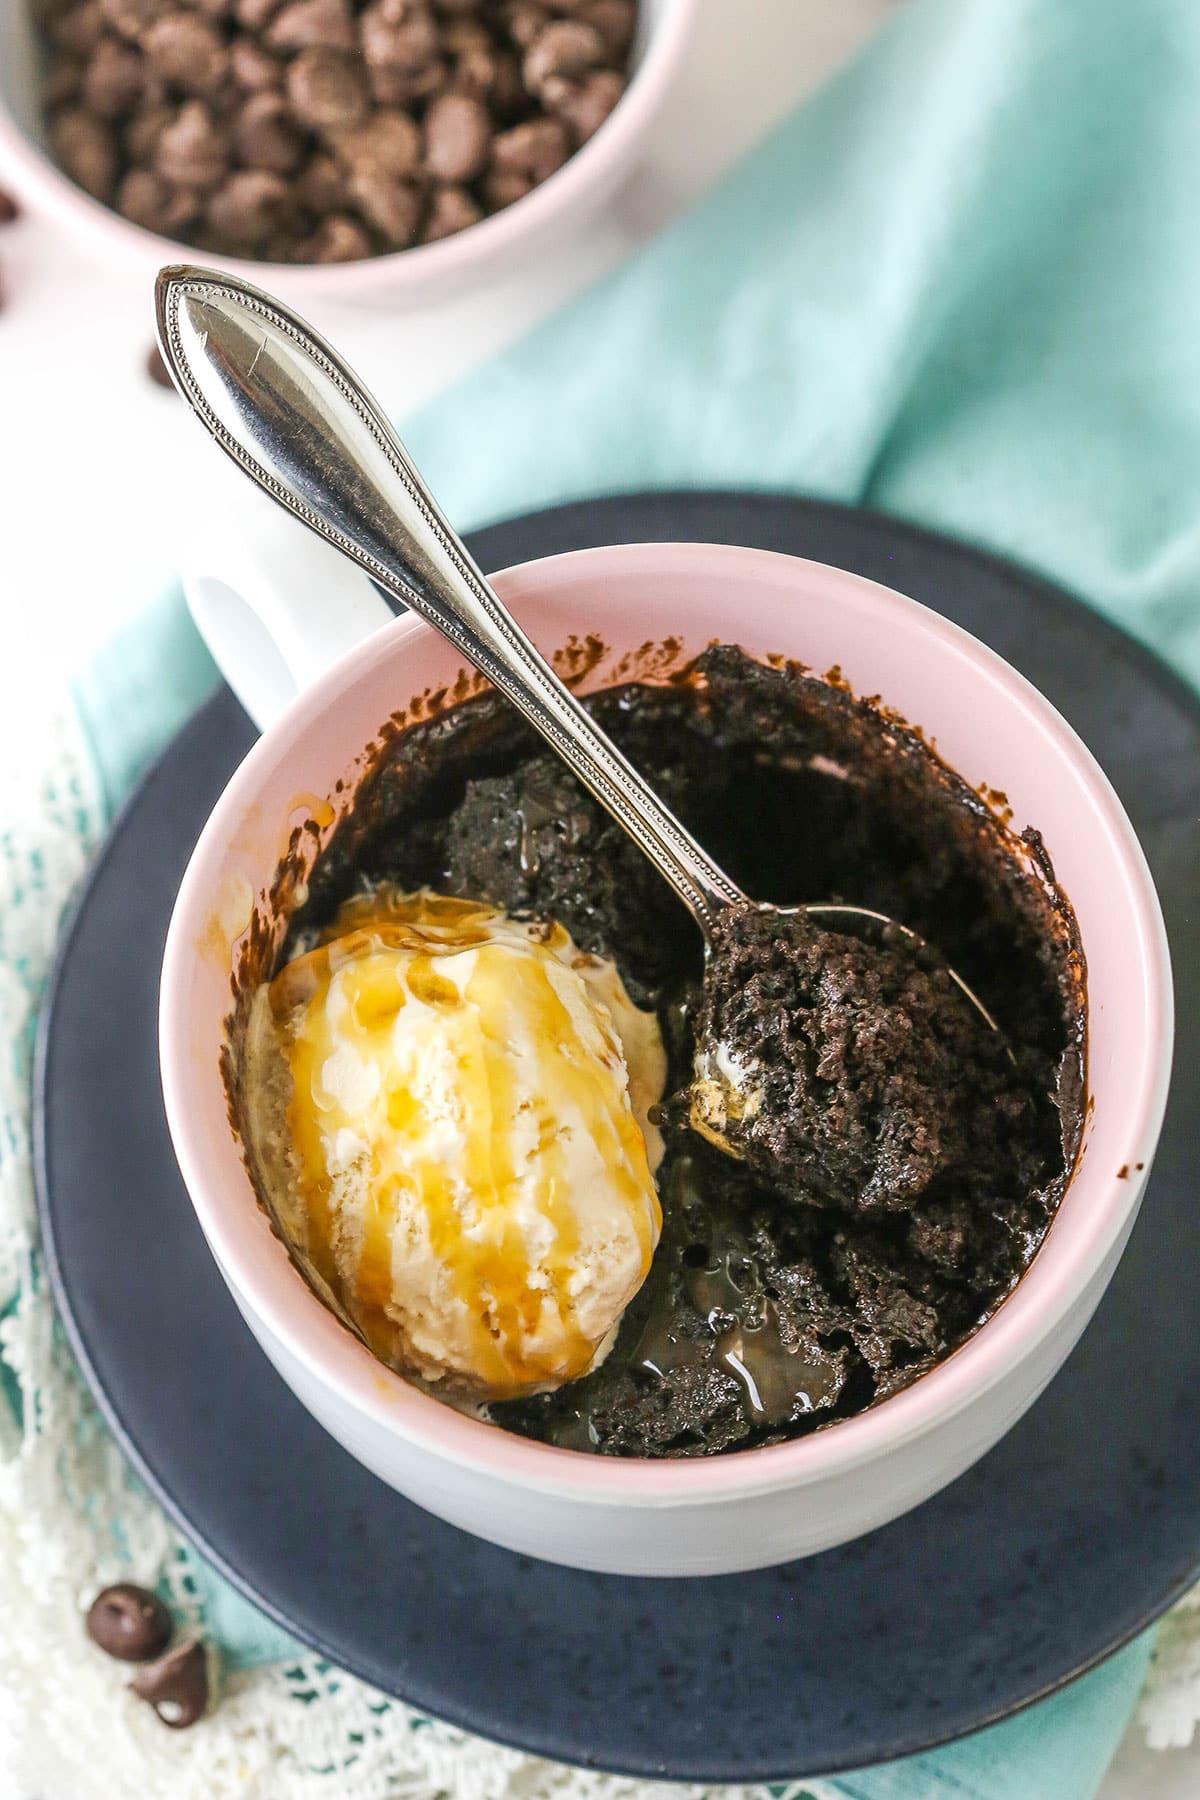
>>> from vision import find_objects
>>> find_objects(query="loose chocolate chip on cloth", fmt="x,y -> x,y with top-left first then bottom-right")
34,0 -> 635,261
85,1584 -> 173,1662
130,1637 -> 212,1728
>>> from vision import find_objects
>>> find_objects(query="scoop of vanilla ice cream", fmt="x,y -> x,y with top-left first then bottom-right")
241,890 -> 666,1399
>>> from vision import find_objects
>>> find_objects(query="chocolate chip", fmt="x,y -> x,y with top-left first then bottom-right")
500,1 -> 548,50
85,1584 -> 173,1661
293,149 -> 347,210
117,164 -> 201,229
207,167 -> 290,244
422,90 -> 490,181
420,180 -> 480,241
235,91 -> 306,173
329,107 -> 421,179
522,18 -> 604,93
35,0 -> 636,261
440,15 -> 491,58
131,1637 -> 210,1727
99,0 -> 170,39
142,14 -> 229,96
348,171 -> 420,245
359,0 -> 440,71
481,164 -> 529,209
286,46 -> 369,128
153,100 -> 229,187
43,53 -> 87,107
542,65 -> 624,145
51,107 -> 118,199
0,189 -> 19,224
367,57 -> 445,105
122,99 -> 172,161
267,0 -> 356,52
31,0 -> 74,26
447,39 -> 494,99
230,36 -> 284,89
583,0 -> 635,60
82,37 -> 145,118
296,211 -> 372,260
490,113 -> 567,182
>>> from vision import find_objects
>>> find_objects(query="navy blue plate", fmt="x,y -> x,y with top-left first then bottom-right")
34,494 -> 1200,1782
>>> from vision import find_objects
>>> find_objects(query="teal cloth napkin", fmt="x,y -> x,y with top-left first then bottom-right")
70,0 -> 1200,1787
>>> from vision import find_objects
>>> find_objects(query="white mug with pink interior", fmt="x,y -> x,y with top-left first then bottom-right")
160,508 -> 1173,1576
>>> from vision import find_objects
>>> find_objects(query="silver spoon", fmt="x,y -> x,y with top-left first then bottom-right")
154,266 -> 1003,1158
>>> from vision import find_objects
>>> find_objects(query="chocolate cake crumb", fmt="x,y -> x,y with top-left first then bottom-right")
690,902 -> 1007,1213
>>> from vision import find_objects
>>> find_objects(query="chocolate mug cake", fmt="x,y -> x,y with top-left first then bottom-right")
226,642 -> 1086,1459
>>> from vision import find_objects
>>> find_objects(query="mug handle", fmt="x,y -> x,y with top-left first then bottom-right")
182,490 -> 397,732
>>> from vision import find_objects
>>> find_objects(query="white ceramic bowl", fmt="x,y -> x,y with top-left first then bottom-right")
160,537 -> 1173,1576
0,0 -> 694,302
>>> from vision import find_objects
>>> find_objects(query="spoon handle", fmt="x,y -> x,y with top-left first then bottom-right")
155,266 -> 743,939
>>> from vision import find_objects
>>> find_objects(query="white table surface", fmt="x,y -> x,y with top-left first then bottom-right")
0,2 -> 1194,1792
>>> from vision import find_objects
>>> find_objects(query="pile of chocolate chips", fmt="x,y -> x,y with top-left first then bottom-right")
35,0 -> 635,262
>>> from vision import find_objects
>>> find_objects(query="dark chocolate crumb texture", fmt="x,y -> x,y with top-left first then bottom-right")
248,644 -> 1086,1458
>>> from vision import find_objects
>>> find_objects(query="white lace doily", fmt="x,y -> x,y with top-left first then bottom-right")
0,694 -> 1195,1800
1138,1590 -> 1200,1751
0,696 -> 845,1800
